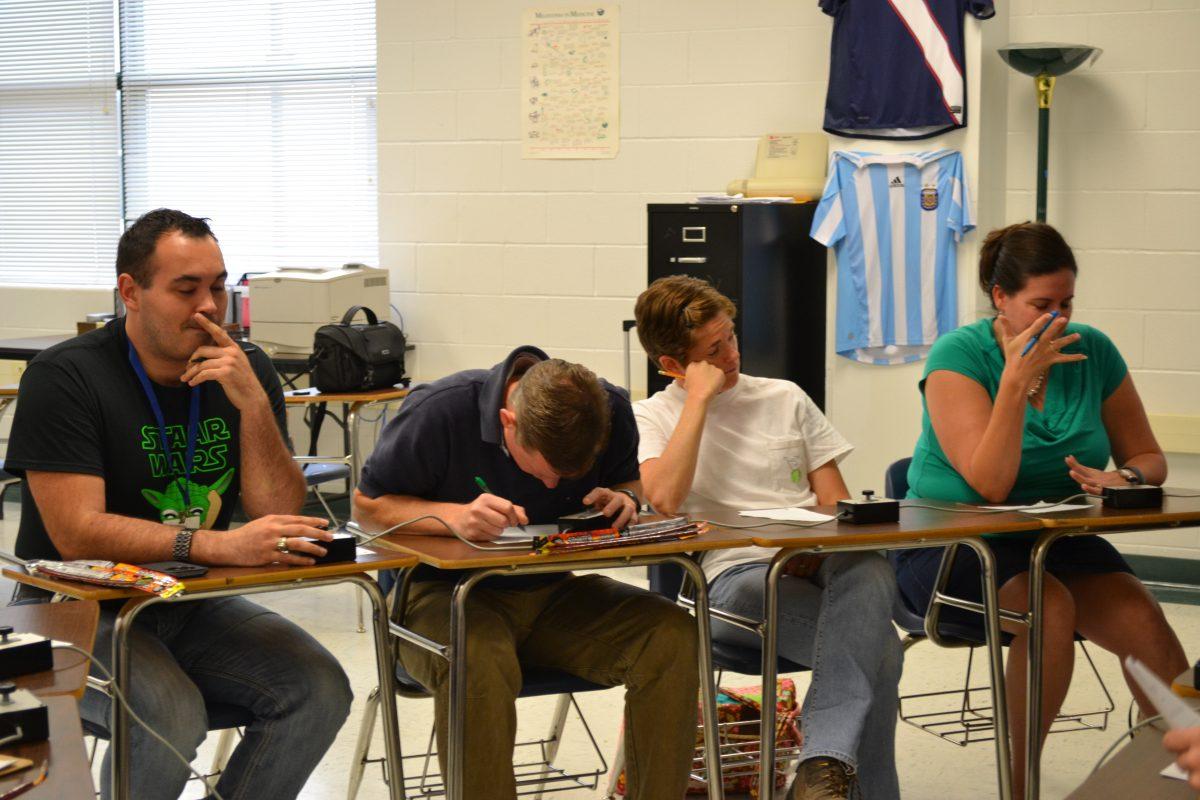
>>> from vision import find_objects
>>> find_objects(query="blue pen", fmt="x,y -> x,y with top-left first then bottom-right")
1020,311 -> 1060,357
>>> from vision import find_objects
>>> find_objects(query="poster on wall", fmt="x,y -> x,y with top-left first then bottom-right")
521,6 -> 619,159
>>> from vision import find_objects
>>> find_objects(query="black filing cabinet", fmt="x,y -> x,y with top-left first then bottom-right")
646,202 -> 827,408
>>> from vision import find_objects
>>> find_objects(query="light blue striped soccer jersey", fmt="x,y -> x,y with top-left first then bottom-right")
811,150 -> 973,366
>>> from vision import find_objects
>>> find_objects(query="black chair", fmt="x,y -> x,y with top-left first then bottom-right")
347,576 -> 611,800
885,458 -> 1113,746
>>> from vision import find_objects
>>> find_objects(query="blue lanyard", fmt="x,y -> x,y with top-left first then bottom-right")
127,342 -> 200,511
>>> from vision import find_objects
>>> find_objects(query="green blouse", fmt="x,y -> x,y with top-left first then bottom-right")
907,317 -> 1128,506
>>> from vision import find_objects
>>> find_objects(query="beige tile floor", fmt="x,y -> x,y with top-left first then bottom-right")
3,506 -> 1196,799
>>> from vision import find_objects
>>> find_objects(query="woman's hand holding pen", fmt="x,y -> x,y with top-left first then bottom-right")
995,313 -> 1084,394
453,494 -> 529,542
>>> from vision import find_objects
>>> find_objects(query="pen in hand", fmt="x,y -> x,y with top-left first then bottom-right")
474,476 -> 526,531
1020,311 -> 1060,357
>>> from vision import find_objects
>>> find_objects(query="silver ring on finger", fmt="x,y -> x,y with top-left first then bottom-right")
276,536 -> 290,554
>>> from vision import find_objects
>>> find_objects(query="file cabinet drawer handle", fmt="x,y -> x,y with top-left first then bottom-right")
670,256 -> 708,264
681,226 -> 706,243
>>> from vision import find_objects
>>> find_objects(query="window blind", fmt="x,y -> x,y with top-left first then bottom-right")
119,0 -> 379,278
0,0 -> 121,286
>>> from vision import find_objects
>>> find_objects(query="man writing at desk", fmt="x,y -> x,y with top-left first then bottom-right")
5,209 -> 352,800
354,346 -> 698,799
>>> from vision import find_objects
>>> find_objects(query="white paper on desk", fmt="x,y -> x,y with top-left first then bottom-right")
1160,761 -> 1188,781
355,547 -> 375,557
982,501 -> 1093,514
494,524 -> 557,543
738,507 -> 836,523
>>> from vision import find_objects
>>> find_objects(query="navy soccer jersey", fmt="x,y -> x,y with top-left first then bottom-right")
820,0 -> 995,140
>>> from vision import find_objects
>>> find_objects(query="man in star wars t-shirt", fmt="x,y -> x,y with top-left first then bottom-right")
5,209 -> 351,800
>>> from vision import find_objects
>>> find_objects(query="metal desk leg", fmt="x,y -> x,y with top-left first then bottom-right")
674,556 -> 724,800
1025,530 -> 1063,800
111,595 -> 158,800
349,575 -> 405,800
446,569 -> 494,800
963,538 -> 1013,800
347,402 -> 363,490
758,550 -> 792,799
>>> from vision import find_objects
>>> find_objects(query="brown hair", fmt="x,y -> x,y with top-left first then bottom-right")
979,222 -> 1077,308
634,275 -> 737,366
510,359 -> 611,476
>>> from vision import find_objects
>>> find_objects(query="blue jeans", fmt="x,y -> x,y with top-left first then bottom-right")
80,596 -> 353,800
708,552 -> 903,800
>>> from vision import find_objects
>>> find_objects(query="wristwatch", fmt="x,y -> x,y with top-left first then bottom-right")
1118,465 -> 1143,485
172,528 -> 195,562
614,488 -> 641,510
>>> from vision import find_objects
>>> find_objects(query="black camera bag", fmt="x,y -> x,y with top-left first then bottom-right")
310,305 -> 406,392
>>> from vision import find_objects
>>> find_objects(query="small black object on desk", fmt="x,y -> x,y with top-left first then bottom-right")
1101,484 -> 1163,509
0,681 -> 48,744
837,490 -> 901,525
305,531 -> 358,564
0,627 -> 51,680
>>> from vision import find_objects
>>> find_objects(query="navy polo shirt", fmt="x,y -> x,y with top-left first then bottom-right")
359,345 -> 640,584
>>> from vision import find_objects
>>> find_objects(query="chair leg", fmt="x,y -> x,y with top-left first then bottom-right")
347,686 -> 382,800
207,727 -> 239,790
531,693 -> 573,800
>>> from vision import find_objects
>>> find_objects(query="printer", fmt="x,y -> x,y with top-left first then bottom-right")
247,264 -> 390,356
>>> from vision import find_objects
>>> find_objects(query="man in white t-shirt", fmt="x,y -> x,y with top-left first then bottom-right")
633,276 -> 903,800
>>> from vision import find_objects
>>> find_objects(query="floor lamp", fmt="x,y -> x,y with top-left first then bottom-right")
998,43 -> 1101,222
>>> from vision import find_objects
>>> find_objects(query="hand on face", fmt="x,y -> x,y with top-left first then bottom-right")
679,360 -> 726,402
995,313 -> 1085,393
179,313 -> 269,411
582,487 -> 639,529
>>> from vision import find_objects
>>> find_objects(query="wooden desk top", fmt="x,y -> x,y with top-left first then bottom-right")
1066,716 -> 1195,799
1031,491 -> 1200,531
0,695 -> 93,800
2,547 -> 417,602
371,526 -> 753,571
0,385 -> 17,397
1172,667 -> 1199,699
691,501 -> 1043,549
0,602 -> 98,699
283,387 -> 408,405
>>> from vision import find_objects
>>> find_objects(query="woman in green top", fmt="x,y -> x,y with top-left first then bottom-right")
893,222 -> 1187,799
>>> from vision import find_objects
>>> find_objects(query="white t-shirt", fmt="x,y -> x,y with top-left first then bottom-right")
634,374 -> 854,581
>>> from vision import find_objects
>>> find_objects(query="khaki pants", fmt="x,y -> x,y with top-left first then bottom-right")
398,573 -> 699,800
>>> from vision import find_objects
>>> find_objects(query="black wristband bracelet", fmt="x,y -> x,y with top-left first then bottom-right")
614,488 -> 641,509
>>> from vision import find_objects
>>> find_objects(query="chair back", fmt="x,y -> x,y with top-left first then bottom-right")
885,457 -> 912,499
647,562 -> 684,601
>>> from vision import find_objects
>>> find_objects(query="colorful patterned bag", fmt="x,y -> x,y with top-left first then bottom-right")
609,678 -> 803,798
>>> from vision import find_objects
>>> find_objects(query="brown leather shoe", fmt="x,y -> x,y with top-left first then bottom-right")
788,756 -> 857,800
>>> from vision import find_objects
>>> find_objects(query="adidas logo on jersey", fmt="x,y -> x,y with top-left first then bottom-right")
889,176 -> 904,188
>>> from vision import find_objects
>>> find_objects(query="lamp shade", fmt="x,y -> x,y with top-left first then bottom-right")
998,43 -> 1102,77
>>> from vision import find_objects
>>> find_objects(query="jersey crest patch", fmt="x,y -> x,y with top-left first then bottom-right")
920,186 -> 939,210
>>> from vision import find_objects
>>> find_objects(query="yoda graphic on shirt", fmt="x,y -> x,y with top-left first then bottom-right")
141,468 -> 235,530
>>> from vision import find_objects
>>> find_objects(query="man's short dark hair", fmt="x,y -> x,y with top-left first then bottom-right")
510,359 -> 611,477
116,208 -> 217,287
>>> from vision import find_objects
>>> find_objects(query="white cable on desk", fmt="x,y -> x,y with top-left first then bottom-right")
346,515 -> 530,551
1091,713 -> 1164,774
